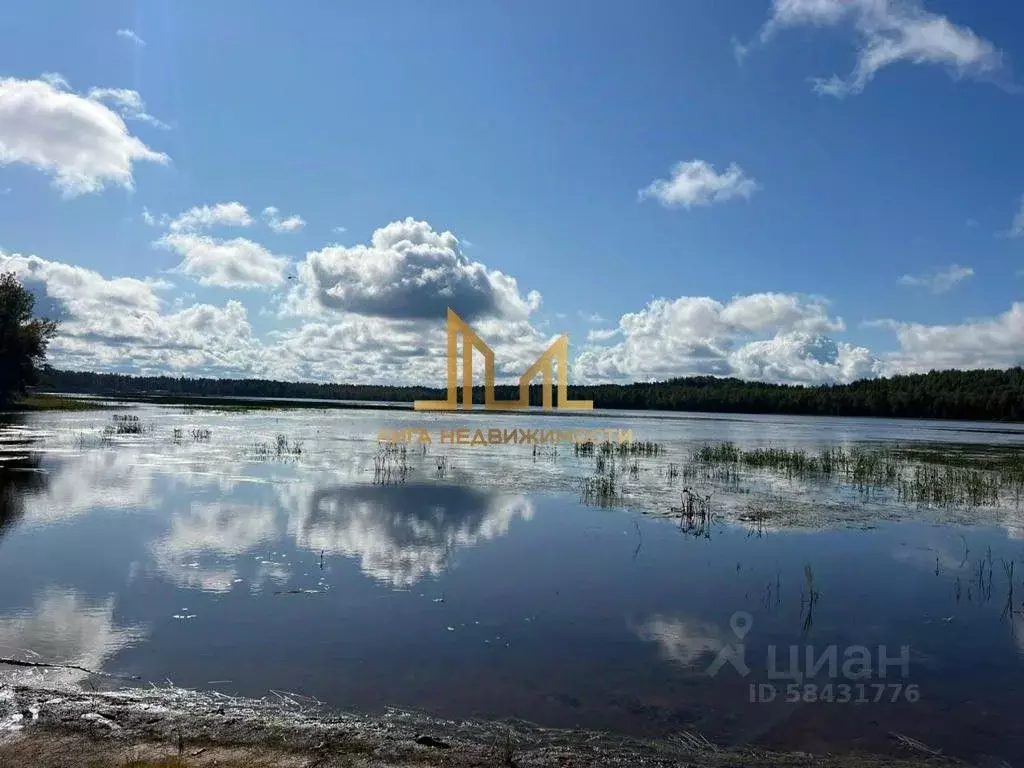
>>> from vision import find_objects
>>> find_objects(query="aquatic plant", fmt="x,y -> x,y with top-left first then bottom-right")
248,434 -> 303,462
374,442 -> 410,484
692,441 -> 1024,510
103,413 -> 148,435
581,459 -> 620,507
671,487 -> 713,537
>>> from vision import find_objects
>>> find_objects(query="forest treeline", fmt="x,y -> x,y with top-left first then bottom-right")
38,366 -> 1024,422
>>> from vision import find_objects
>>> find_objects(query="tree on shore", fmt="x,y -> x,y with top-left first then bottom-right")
0,272 -> 59,404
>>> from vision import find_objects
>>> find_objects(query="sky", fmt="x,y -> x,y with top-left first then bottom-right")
1,0 -> 1023,387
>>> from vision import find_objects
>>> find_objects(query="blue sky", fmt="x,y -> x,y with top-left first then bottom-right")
1,0 -> 1023,385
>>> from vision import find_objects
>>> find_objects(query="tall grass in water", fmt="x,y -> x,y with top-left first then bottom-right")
694,441 -> 1023,509
249,434 -> 303,461
103,414 -> 148,436
581,452 -> 620,507
671,487 -> 713,537
374,443 -> 409,483
574,439 -> 663,458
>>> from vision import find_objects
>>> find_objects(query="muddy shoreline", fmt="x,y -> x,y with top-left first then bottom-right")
0,683 -> 972,767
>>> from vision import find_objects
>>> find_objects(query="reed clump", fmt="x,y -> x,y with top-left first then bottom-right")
374,442 -> 409,483
103,414 -> 148,436
671,487 -> 713,537
693,441 -> 1023,509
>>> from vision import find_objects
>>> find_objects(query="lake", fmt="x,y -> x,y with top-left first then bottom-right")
2,404 -> 1024,762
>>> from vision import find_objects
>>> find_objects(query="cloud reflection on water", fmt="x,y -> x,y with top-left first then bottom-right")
296,484 -> 534,587
0,588 -> 146,686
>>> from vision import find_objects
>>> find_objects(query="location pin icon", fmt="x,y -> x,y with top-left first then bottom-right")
730,611 -> 753,640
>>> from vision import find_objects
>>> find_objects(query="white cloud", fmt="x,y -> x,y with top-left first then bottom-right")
167,202 -> 253,232
1010,196 -> 1024,238
897,268 -> 974,296
157,233 -> 288,289
0,75 -> 168,196
87,87 -> 169,130
757,0 -> 1005,97
0,251 -> 262,377
287,217 -> 541,321
732,331 -> 881,384
587,328 -> 620,342
0,251 -> 168,316
639,160 -> 759,209
332,226 -> 347,234
116,28 -> 146,47
0,228 -> 552,383
731,36 -> 750,63
579,311 -> 605,323
573,292 -> 864,384
882,303 -> 1024,372
898,264 -> 974,293
262,206 -> 306,233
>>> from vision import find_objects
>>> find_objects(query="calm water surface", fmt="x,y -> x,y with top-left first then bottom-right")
1,405 -> 1024,762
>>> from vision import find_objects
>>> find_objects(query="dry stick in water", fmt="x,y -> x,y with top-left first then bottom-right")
0,656 -> 140,680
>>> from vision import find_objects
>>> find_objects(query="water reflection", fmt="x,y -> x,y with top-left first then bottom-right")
151,502 -> 285,593
3,407 -> 1024,761
20,450 -> 157,525
634,615 -> 729,672
298,484 -> 533,587
0,453 -> 45,537
0,588 -> 145,685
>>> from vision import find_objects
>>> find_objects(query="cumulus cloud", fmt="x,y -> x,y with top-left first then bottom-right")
267,315 -> 446,385
639,160 -> 759,209
573,292 -> 867,384
0,251 -> 261,376
156,233 -> 289,289
165,202 -> 253,232
732,331 -> 881,383
0,239 -> 550,384
898,264 -> 974,293
86,87 -> 168,129
289,217 -> 541,321
265,311 -> 557,386
756,0 -> 1005,96
262,206 -> 306,233
116,28 -> 146,47
882,303 -> 1024,372
0,75 -> 168,196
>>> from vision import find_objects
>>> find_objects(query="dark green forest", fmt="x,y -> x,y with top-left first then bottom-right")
38,366 -> 1024,422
